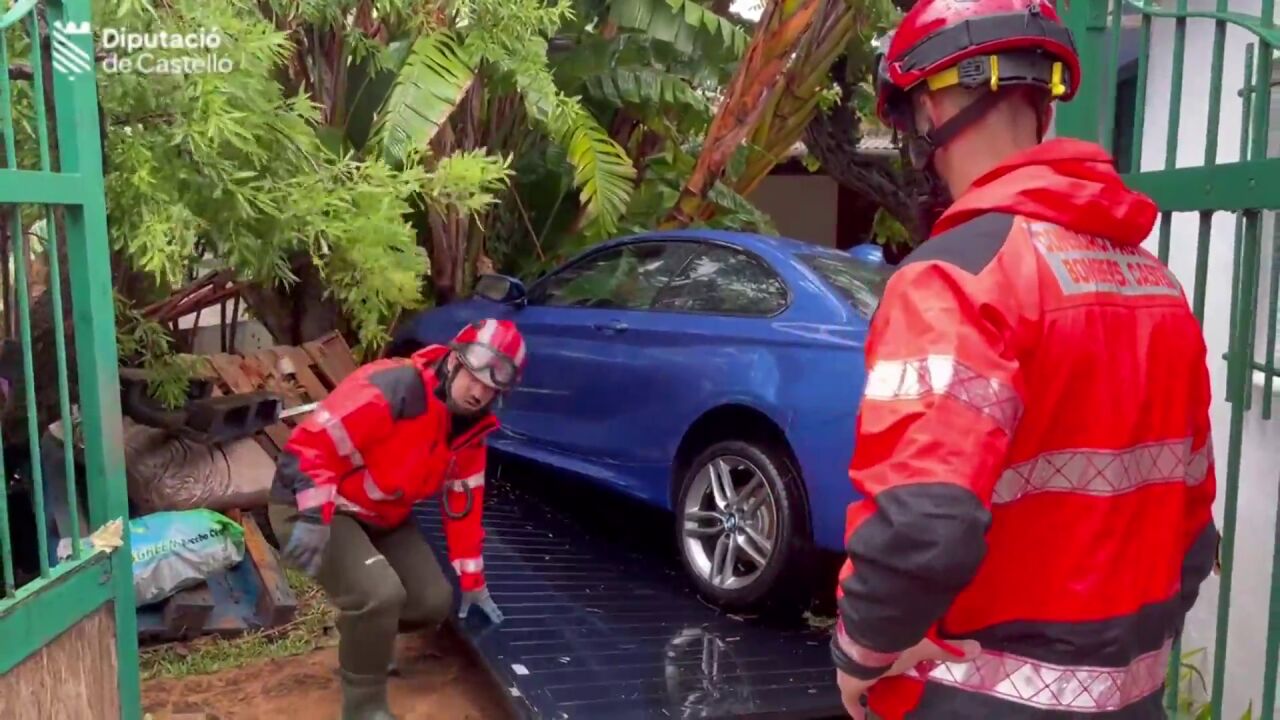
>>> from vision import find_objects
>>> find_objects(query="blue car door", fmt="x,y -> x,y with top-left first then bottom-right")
599,243 -> 793,473
502,240 -> 696,460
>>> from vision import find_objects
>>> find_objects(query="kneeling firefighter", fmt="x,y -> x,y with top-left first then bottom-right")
268,319 -> 526,720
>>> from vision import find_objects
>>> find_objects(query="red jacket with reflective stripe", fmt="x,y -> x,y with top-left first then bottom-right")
833,140 -> 1219,718
273,345 -> 496,591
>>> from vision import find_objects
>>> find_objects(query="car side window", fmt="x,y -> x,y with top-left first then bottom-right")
653,246 -> 788,316
530,242 -> 691,309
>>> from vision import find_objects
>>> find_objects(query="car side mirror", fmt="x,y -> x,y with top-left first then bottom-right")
475,274 -> 527,306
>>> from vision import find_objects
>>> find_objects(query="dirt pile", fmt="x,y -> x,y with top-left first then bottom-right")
143,631 -> 510,719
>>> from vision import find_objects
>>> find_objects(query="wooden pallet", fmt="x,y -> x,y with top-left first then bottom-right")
191,331 -> 359,458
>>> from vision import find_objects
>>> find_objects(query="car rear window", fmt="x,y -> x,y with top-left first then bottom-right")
798,253 -> 890,318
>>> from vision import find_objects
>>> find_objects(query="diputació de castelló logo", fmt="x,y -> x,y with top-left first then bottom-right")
51,20 -> 233,77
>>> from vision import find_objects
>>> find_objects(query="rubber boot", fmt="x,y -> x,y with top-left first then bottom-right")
340,669 -> 398,720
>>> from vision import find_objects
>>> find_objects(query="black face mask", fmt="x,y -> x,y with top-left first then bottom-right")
916,171 -> 953,237
894,123 -> 953,239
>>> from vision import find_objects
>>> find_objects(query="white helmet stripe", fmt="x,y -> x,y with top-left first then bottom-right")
512,335 -> 526,367
475,318 -> 497,345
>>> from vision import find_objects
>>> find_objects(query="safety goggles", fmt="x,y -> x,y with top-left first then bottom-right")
455,342 -> 519,391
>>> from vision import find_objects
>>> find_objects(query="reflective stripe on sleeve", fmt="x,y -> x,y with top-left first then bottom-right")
909,639 -> 1170,712
452,557 -> 484,575
447,472 -> 485,492
863,355 -> 1022,435
834,627 -> 900,669
313,407 -> 366,466
296,484 -> 337,511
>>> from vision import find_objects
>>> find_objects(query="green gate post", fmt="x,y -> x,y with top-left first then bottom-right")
1055,0 -> 1109,143
44,0 -> 141,715
1056,1 -> 1280,718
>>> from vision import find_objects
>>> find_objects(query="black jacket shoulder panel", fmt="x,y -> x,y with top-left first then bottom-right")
898,212 -> 1017,276
367,363 -> 428,421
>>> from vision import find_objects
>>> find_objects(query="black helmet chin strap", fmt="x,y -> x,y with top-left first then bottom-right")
905,88 -> 1007,170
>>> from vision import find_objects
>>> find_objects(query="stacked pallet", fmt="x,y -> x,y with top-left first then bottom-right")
193,333 -> 358,453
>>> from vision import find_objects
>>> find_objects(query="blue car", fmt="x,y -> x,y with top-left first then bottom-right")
390,230 -> 890,610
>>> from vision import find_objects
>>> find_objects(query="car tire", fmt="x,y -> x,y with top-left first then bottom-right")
674,439 -> 810,613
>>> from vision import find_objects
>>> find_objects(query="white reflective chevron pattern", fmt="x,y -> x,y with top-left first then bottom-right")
362,472 -> 402,502
863,355 -> 1023,435
910,639 -> 1171,711
296,483 -> 374,516
295,483 -> 336,511
313,407 -> 366,466
994,438 -> 1213,504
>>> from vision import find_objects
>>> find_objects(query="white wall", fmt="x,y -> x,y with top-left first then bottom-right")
1136,1 -> 1279,713
747,174 -> 839,247
175,300 -> 274,355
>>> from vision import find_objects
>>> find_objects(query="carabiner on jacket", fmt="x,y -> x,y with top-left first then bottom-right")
440,478 -> 475,520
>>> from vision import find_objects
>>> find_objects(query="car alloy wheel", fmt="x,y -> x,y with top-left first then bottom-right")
680,455 -> 779,591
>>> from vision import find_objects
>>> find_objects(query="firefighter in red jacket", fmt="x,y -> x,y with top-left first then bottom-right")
268,319 -> 526,720
832,1 -> 1219,717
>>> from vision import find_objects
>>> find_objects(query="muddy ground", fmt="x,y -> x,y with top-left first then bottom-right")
142,630 -> 511,720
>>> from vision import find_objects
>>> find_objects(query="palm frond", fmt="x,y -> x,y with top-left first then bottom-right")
585,66 -> 710,118
373,31 -> 477,166
608,0 -> 749,59
513,65 -> 637,239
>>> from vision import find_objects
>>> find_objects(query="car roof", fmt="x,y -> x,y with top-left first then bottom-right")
600,229 -> 856,264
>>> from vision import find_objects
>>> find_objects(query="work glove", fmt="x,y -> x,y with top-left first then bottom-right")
458,586 -> 503,624
281,516 -> 330,577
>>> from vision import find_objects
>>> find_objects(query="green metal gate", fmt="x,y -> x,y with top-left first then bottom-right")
0,0 -> 139,716
1057,0 -> 1278,718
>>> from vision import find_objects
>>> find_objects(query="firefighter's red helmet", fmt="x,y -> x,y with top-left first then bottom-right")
875,0 -> 1080,131
450,319 -> 526,391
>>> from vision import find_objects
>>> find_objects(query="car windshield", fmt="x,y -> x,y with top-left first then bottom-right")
798,253 -> 890,318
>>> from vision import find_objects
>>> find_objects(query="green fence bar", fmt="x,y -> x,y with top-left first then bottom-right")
43,211 -> 79,561
1214,206 -> 1262,720
1225,45 -> 1255,406
1163,0 -> 1188,170
1241,29 -> 1271,415
1192,216 -> 1212,324
0,24 -> 50,579
1155,0 -> 1189,264
1261,470 -> 1280,719
1157,212 -> 1172,265
1129,10 -> 1152,172
11,207 -> 49,576
0,411 -> 10,597
1245,222 -> 1263,415
1102,0 -> 1125,153
1202,1 -> 1230,168
1263,227 -> 1279,420
27,10 -> 81,560
1252,0 -> 1278,710
44,0 -> 143,710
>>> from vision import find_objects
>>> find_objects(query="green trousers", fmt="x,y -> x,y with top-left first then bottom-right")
268,504 -> 455,676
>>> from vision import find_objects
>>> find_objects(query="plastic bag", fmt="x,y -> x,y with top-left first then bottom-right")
130,509 -> 245,606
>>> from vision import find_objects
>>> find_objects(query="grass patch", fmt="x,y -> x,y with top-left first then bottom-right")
139,569 -> 336,681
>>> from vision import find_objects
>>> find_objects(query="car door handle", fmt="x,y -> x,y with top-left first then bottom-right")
592,320 -> 628,334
